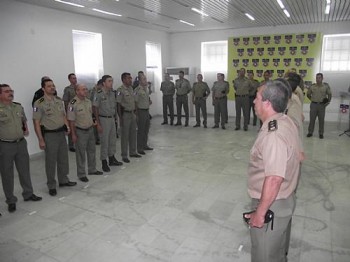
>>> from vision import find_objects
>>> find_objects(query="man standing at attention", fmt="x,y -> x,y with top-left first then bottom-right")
234,68 -> 253,131
93,75 -> 123,172
244,80 -> 301,262
175,71 -> 191,126
192,74 -> 210,128
33,79 -> 77,196
306,73 -> 332,139
212,73 -> 229,129
116,73 -> 141,163
63,73 -> 77,152
247,71 -> 260,126
0,84 -> 42,212
160,73 -> 175,125
67,84 -> 103,182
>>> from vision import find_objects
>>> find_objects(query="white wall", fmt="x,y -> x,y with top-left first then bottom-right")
169,22 -> 350,122
0,0 -> 170,155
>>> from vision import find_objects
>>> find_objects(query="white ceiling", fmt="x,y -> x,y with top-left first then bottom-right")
15,0 -> 350,33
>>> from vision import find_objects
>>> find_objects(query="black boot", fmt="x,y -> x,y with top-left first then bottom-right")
102,160 -> 110,172
109,155 -> 123,166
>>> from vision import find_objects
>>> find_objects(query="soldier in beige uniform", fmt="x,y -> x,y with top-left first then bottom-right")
175,71 -> 191,126
33,79 -> 76,196
244,80 -> 301,262
192,74 -> 210,128
116,72 -> 141,163
212,73 -> 229,129
160,73 -> 175,125
93,75 -> 122,172
248,72 -> 260,126
67,84 -> 103,182
62,73 -> 77,152
0,84 -> 42,213
135,76 -> 153,155
307,73 -> 332,139
234,68 -> 253,131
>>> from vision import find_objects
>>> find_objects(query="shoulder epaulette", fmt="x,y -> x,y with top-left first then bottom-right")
13,101 -> 21,105
38,97 -> 44,103
56,96 -> 62,100
97,89 -> 103,93
70,98 -> 77,104
268,119 -> 278,132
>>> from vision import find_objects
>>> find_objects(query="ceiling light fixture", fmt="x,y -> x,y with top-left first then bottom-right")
54,0 -> 84,8
191,7 -> 208,17
277,0 -> 285,9
245,13 -> 255,21
179,20 -> 195,26
92,8 -> 122,16
325,4 -> 330,14
283,9 -> 290,17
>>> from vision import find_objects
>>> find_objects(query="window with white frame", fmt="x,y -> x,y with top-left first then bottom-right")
72,30 -> 104,86
322,34 -> 350,72
201,41 -> 228,72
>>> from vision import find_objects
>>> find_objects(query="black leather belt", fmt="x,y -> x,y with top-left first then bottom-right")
215,96 -> 226,100
76,126 -> 92,131
124,110 -> 133,113
312,101 -> 324,104
236,94 -> 248,97
43,126 -> 66,133
137,108 -> 149,111
0,137 -> 24,143
99,115 -> 114,118
176,94 -> 187,97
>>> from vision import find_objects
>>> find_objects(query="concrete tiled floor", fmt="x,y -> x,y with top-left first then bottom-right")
0,116 -> 350,262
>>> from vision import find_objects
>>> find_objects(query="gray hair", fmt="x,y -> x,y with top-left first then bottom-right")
261,80 -> 291,113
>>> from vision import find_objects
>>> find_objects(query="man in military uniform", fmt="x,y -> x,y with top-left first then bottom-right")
93,75 -> 123,172
135,75 -> 153,155
212,73 -> 229,129
33,79 -> 76,196
307,73 -> 332,139
160,73 -> 175,125
0,84 -> 42,212
116,73 -> 141,163
175,71 -> 191,126
244,80 -> 301,262
32,76 -> 57,107
247,71 -> 260,126
192,74 -> 210,128
67,84 -> 103,182
63,73 -> 77,152
90,79 -> 103,145
234,68 -> 253,131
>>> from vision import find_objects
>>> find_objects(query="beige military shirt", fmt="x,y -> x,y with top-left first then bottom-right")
67,96 -> 94,129
160,81 -> 175,96
33,96 -> 65,130
249,79 -> 260,96
92,88 -> 117,117
0,102 -> 26,140
287,94 -> 304,152
134,86 -> 150,109
234,77 -> 252,96
116,85 -> 136,111
212,81 -> 229,98
192,82 -> 210,98
175,79 -> 191,96
294,86 -> 304,106
307,83 -> 332,103
62,85 -> 76,104
248,113 -> 301,200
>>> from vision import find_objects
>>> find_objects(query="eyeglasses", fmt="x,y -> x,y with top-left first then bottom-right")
3,90 -> 14,93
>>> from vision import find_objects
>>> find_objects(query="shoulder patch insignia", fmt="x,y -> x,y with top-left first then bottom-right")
268,120 -> 278,132
38,97 -> 44,103
97,89 -> 103,93
69,106 -> 74,112
70,99 -> 76,104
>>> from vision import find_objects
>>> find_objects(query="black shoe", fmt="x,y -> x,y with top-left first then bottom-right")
79,177 -> 89,182
222,126 -> 226,130
170,121 -> 174,126
89,171 -> 103,175
175,123 -> 181,126
319,134 -> 324,139
102,160 -> 110,172
185,123 -> 189,127
161,122 -> 168,125
49,189 -> 57,196
144,146 -> 153,150
123,158 -> 130,163
138,151 -> 146,155
109,156 -> 123,166
59,181 -> 77,187
24,194 -> 42,201
8,203 -> 16,213
307,133 -> 312,137
212,125 -> 219,128
130,154 -> 141,158
69,148 -> 76,152
204,125 -> 207,128
193,124 -> 200,127
95,141 -> 100,145
244,127 -> 248,131
235,127 -> 240,131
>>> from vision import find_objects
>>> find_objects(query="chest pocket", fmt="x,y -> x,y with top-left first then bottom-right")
0,112 -> 11,124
